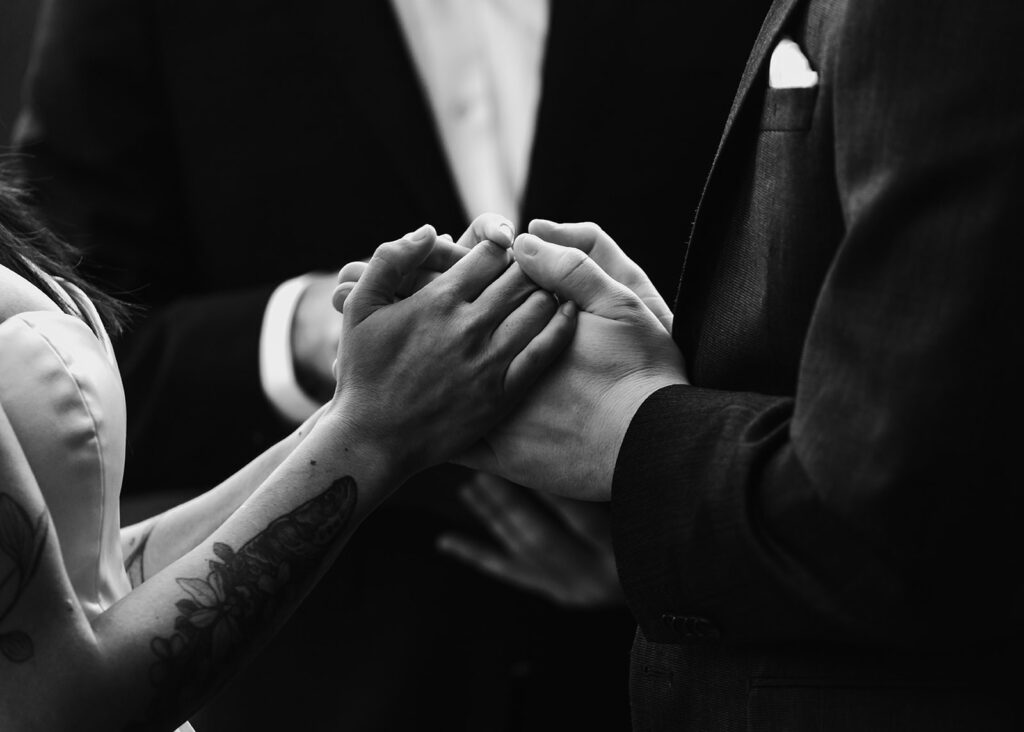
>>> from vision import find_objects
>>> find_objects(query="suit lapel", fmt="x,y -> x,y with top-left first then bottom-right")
321,0 -> 466,230
673,0 -> 806,325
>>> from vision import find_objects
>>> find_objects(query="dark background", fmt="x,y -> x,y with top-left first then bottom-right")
0,0 -> 39,143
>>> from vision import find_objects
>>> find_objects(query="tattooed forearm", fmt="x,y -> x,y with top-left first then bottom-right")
0,493 -> 48,663
128,477 -> 357,728
124,526 -> 153,588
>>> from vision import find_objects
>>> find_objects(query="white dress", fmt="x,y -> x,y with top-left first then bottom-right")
0,279 -> 195,732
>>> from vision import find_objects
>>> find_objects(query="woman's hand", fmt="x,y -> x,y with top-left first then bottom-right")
331,213 -> 511,312
327,224 -> 577,481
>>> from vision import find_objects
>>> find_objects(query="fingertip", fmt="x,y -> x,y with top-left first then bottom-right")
495,221 -> 515,249
332,281 -> 355,312
400,225 -> 437,255
527,218 -> 556,236
337,260 -> 366,284
404,223 -> 434,241
513,233 -> 543,258
559,299 -> 577,318
437,535 -> 470,559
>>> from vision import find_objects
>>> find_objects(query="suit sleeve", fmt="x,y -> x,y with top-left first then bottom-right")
16,0 -> 293,495
611,0 -> 1024,646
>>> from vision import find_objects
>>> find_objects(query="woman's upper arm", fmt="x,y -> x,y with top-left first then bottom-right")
0,400 -> 102,729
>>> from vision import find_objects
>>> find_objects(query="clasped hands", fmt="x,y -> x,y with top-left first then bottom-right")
325,214 -> 686,607
334,215 -> 687,502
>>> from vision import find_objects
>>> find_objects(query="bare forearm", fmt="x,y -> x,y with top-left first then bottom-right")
2,405 -> 380,731
37,415 -> 398,731
121,408 -> 326,587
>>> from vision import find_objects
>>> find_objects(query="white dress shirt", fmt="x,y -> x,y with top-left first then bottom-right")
260,0 -> 550,422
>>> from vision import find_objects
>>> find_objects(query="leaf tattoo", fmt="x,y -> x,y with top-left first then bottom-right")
0,493 -> 49,663
129,477 -> 358,728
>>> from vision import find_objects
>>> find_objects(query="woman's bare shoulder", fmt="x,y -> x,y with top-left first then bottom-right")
0,262 -> 60,324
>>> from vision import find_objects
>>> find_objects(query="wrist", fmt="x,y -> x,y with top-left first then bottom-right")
594,373 -> 687,490
314,403 -> 415,490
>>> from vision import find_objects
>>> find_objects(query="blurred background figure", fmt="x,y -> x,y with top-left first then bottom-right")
6,0 -> 768,728
0,0 -> 37,137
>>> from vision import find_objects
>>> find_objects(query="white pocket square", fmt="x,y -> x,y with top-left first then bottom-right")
769,38 -> 819,89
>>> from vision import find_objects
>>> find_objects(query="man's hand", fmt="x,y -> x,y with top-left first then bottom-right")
456,232 -> 688,501
438,472 -> 623,608
528,220 -> 673,333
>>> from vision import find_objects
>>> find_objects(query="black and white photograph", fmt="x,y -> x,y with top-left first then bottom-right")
1,0 -> 1021,729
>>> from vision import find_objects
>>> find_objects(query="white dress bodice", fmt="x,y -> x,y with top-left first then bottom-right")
0,280 -> 194,732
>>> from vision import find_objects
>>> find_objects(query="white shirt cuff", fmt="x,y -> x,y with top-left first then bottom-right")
259,275 -> 324,424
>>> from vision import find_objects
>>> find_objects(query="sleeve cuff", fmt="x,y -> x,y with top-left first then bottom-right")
259,275 -> 324,424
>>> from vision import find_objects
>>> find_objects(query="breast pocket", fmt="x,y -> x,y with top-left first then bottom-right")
759,86 -> 818,132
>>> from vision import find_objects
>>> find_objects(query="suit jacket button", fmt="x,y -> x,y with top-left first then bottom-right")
661,614 -> 720,641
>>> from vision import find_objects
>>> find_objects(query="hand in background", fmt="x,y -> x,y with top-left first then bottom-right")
438,472 -> 623,608
456,232 -> 687,500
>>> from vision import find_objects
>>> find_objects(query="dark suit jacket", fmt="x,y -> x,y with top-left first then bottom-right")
612,0 -> 1024,729
16,0 -> 769,728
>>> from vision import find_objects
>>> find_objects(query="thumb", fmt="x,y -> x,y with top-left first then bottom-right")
529,220 -> 674,333
528,219 -> 601,255
343,224 -> 436,322
512,233 -> 636,318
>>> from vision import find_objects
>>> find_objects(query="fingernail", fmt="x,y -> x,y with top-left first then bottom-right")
497,222 -> 514,247
406,224 -> 432,244
515,234 -> 540,257
560,300 -> 576,317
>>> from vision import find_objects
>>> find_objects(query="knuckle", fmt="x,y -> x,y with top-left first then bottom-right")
557,247 -> 591,280
558,245 -> 589,268
371,240 -> 402,266
476,239 -> 509,262
431,279 -> 463,308
613,287 -> 646,315
337,261 -> 365,282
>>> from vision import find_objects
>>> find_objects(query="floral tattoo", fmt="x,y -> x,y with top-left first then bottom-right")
128,477 -> 357,729
0,493 -> 49,663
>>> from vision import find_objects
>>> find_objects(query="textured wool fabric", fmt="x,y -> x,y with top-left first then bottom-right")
612,0 -> 1024,728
